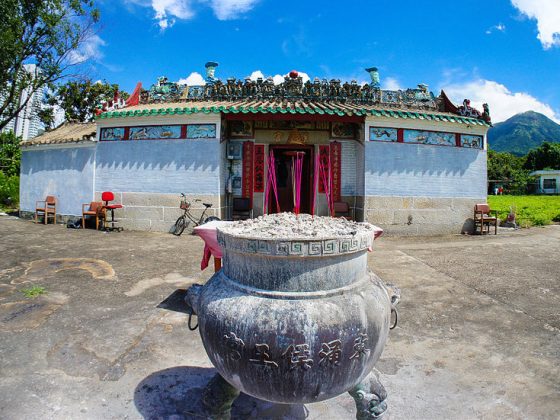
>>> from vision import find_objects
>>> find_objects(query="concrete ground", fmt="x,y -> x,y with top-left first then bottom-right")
0,215 -> 558,420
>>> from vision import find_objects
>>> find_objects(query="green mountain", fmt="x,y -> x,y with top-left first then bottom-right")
488,111 -> 560,156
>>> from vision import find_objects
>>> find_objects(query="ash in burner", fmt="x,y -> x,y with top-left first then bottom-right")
218,213 -> 373,239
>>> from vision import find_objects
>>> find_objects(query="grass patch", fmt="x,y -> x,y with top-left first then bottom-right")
488,195 -> 560,227
21,285 -> 46,298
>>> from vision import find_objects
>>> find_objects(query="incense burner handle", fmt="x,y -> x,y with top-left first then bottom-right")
185,283 -> 203,331
384,283 -> 400,330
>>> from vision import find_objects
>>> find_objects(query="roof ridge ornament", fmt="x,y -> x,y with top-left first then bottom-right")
365,67 -> 380,89
130,63 -> 488,123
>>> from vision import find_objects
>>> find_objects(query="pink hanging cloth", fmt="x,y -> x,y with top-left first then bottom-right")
264,151 -> 280,214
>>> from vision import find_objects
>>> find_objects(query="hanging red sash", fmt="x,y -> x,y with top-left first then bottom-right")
318,145 -> 330,193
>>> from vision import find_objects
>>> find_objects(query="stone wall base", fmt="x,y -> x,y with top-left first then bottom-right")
363,196 -> 483,236
92,192 -> 223,232
21,194 -> 483,236
21,193 -> 223,232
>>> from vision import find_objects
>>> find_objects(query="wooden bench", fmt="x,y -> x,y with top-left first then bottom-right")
473,203 -> 498,235
35,195 -> 56,224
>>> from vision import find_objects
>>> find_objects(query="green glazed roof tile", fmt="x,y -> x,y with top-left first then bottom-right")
96,101 -> 491,127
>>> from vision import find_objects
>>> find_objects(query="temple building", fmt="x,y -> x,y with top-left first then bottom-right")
20,63 -> 491,235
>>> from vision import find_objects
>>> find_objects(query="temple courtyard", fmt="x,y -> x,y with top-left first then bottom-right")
0,215 -> 558,419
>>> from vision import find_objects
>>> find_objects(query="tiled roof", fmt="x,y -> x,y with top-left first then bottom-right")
21,122 -> 96,146
98,100 -> 489,126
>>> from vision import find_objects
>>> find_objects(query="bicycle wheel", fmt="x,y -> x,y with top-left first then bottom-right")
203,216 -> 220,224
173,217 -> 189,236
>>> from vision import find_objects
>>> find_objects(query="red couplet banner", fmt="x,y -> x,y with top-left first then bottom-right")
242,141 -> 254,204
330,141 -> 342,202
254,144 -> 265,193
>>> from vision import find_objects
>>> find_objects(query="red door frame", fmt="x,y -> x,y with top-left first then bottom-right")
268,144 -> 315,214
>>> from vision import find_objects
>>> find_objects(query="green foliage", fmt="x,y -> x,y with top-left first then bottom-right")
488,111 -> 560,156
21,285 -> 46,298
0,131 -> 22,176
488,195 -> 560,227
0,131 -> 21,209
0,0 -> 100,131
38,107 -> 55,131
47,79 -> 129,123
523,142 -> 560,171
0,172 -> 19,208
487,149 -> 534,194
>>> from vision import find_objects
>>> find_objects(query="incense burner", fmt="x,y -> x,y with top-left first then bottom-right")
185,214 -> 399,418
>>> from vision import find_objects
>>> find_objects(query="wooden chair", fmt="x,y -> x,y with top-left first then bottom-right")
334,201 -> 354,220
473,203 -> 498,235
35,195 -> 57,224
232,197 -> 253,220
82,201 -> 106,230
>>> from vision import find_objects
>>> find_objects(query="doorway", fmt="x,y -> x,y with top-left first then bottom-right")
268,145 -> 314,214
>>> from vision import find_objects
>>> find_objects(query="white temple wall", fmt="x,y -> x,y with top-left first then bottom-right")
363,116 -> 488,235
19,143 -> 96,218
94,115 -> 223,231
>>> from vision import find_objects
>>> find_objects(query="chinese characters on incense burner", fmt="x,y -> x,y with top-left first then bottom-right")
223,331 -> 371,369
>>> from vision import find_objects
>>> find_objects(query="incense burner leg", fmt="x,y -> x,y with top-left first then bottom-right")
348,369 -> 388,419
201,373 -> 240,420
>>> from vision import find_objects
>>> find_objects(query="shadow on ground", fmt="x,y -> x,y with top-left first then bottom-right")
134,366 -> 308,419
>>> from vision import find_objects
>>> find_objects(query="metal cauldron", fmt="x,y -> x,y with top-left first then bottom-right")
186,214 -> 398,412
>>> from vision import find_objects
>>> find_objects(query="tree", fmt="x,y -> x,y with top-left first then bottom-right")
487,149 -> 533,194
37,107 -> 55,131
46,79 -> 129,123
0,131 -> 22,177
0,0 -> 99,131
523,142 -> 560,171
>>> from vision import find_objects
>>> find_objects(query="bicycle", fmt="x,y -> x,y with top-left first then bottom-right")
172,193 -> 220,236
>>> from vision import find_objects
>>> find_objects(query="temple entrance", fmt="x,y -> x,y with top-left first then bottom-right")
268,145 -> 313,214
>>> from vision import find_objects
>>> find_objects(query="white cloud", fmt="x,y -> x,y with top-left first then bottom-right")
486,23 -> 506,34
511,0 -> 560,49
207,0 -> 259,20
443,78 -> 560,123
382,77 -> 402,91
151,0 -> 193,30
67,34 -> 106,64
248,70 -> 265,80
126,0 -> 258,30
272,74 -> 284,85
177,72 -> 206,85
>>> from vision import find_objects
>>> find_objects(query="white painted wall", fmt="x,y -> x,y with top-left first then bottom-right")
363,116 -> 489,199
20,144 -> 96,216
364,142 -> 487,198
95,114 -> 222,195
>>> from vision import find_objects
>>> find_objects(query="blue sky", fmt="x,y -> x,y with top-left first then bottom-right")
81,0 -> 560,123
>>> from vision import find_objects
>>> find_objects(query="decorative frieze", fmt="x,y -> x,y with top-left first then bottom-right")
368,126 -> 483,149
99,123 -> 217,141
217,231 -> 373,257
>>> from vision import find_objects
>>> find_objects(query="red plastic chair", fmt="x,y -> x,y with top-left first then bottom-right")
102,191 -> 123,232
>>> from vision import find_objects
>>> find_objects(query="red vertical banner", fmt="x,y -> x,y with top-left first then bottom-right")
318,145 -> 330,193
242,141 -> 254,204
330,141 -> 342,202
254,144 -> 265,193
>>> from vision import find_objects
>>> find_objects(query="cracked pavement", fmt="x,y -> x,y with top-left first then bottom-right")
0,216 -> 558,419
